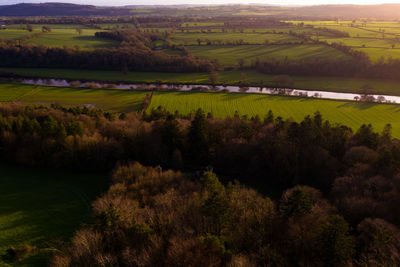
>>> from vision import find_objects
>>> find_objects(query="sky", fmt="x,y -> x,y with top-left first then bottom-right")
2,0 -> 400,5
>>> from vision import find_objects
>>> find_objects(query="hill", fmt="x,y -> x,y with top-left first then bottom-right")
0,3 -> 131,16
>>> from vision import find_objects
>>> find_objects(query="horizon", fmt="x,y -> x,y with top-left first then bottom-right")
2,0 -> 400,6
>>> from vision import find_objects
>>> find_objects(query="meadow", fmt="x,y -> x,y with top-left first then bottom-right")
24,28 -> 118,49
170,32 -> 300,45
149,91 -> 400,138
0,164 -> 107,266
187,44 -> 349,66
0,82 -> 399,137
14,84 -> 147,112
0,24 -> 118,49
0,29 -> 32,41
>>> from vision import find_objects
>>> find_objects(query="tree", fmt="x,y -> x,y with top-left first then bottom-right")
76,28 -> 82,35
237,58 -> 245,69
271,75 -> 294,88
26,24 -> 33,32
315,215 -> 354,267
188,109 -> 209,164
280,187 -> 312,218
208,72 -> 219,86
201,172 -> 230,235
361,84 -> 373,94
42,26 -> 52,32
161,115 -> 183,157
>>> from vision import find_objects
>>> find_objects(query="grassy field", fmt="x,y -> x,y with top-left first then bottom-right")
188,44 -> 349,66
3,68 -> 400,96
355,47 -> 400,62
170,32 -> 300,45
319,37 -> 397,48
149,91 -> 400,138
0,83 -> 147,112
1,24 -> 118,49
24,29 -> 118,49
0,164 -> 107,266
16,85 -> 147,112
1,81 -> 400,137
0,29 -> 32,41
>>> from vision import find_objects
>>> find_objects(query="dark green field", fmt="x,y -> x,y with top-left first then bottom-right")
0,164 -> 107,266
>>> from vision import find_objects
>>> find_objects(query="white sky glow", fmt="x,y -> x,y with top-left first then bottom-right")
1,0 -> 400,6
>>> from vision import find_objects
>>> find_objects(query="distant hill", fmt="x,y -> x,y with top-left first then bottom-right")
0,3 -> 132,16
291,4 -> 400,19
1,2 -> 400,18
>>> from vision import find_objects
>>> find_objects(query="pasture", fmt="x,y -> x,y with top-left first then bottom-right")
187,44 -> 349,66
1,81 -> 400,137
0,164 -> 107,266
0,29 -> 32,41
170,32 -> 300,45
1,24 -> 118,49
24,28 -> 118,49
149,91 -> 400,138
17,85 -> 147,112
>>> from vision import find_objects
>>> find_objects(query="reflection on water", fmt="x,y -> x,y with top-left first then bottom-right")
19,78 -> 400,104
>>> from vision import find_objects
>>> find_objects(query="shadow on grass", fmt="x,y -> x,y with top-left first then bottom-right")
0,164 -> 108,265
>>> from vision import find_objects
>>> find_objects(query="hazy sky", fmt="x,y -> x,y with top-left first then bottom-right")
2,0 -> 400,5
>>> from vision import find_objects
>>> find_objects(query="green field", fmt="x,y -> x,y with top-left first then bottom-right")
170,32 -> 300,45
319,37 -> 397,48
24,29 -> 118,49
0,164 -> 107,266
149,91 -> 400,138
355,47 -> 400,62
4,68 -> 400,96
188,44 -> 349,66
15,85 -> 147,112
0,29 -> 32,41
1,81 -> 400,136
1,24 -> 118,49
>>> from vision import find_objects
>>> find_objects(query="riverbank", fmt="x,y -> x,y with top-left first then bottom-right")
2,67 -> 400,96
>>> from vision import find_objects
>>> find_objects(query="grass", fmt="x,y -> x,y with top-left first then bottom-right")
2,24 -> 118,49
319,37 -> 397,48
187,44 -> 349,66
355,47 -> 400,62
0,164 -> 107,266
15,84 -> 147,113
3,68 -> 400,96
170,32 -> 300,45
0,83 -> 36,102
149,91 -> 400,138
1,81 -> 400,137
0,29 -> 32,41
24,29 -> 118,49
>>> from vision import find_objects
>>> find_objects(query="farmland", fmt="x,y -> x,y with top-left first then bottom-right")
1,82 -> 400,137
0,83 -> 147,112
170,32 -> 300,45
0,24 -> 118,49
287,20 -> 400,62
187,44 -> 349,66
148,91 -> 400,138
